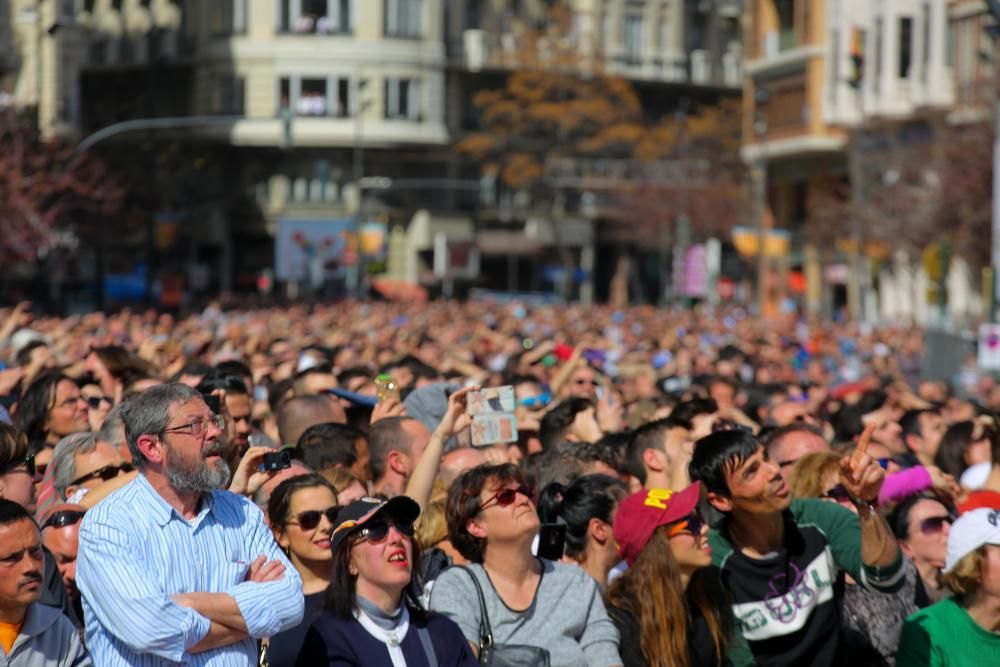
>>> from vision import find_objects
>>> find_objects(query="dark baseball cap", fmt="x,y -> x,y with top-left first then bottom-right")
330,495 -> 420,553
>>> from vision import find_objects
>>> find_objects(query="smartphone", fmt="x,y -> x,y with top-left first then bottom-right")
374,374 -> 400,402
201,393 -> 221,414
537,523 -> 566,561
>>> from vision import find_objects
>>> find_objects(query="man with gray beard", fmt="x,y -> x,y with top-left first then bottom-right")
76,383 -> 304,666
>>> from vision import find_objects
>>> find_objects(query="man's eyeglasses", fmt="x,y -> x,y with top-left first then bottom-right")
668,514 -> 706,539
68,463 -> 134,488
286,506 -> 341,531
84,396 -> 111,409
358,519 -> 415,544
161,415 -> 226,437
479,485 -> 533,512
0,453 -> 35,478
42,510 -> 86,530
917,515 -> 954,536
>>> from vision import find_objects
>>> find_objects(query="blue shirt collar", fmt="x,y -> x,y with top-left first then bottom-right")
135,472 -> 217,528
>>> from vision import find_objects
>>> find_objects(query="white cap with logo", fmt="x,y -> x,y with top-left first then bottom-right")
943,508 -> 1000,574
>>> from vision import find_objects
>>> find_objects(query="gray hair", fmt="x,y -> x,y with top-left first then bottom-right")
52,432 -> 98,499
120,383 -> 202,470
97,404 -> 126,446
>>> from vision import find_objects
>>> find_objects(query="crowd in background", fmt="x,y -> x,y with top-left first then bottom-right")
0,298 -> 998,666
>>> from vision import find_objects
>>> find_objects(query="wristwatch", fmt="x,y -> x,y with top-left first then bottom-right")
849,496 -> 879,516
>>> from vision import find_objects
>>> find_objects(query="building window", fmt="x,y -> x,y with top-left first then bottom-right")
209,0 -> 246,36
659,13 -> 670,51
873,18 -> 882,92
829,28 -> 839,102
211,75 -> 245,115
279,0 -> 352,34
385,0 -> 421,38
899,16 -> 913,78
624,14 -> 643,63
775,0 -> 795,50
279,75 -> 353,117
384,78 -> 421,120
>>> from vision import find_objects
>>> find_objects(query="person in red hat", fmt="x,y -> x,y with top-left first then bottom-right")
605,482 -> 739,667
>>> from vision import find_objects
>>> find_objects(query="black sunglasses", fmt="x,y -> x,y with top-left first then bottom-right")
68,463 -> 133,488
84,396 -> 111,409
358,518 -> 415,544
1,452 -> 35,478
822,484 -> 852,502
479,486 -> 534,511
42,510 -> 86,530
918,515 -> 954,536
668,513 -> 706,538
286,506 -> 341,531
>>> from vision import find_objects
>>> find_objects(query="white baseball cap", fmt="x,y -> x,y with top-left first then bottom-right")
943,508 -> 1000,574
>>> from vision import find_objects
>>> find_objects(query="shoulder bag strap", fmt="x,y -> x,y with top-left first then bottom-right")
458,565 -> 494,666
416,625 -> 440,667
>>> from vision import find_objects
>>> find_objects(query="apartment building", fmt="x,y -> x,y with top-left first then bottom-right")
7,0 -> 743,304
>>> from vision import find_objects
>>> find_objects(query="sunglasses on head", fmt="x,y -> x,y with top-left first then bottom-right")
358,518 -> 415,544
68,463 -> 133,488
42,510 -> 86,530
1,452 -> 36,478
287,506 -> 341,531
668,513 -> 706,538
917,515 -> 954,536
479,485 -> 533,511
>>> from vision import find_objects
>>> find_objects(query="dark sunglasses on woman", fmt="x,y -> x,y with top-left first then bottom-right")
85,396 -> 111,409
358,519 -> 415,544
668,513 -> 706,538
479,486 -> 534,511
286,506 -> 342,531
68,463 -> 134,488
918,515 -> 954,536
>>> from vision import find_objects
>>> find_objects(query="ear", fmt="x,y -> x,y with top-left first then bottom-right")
387,450 -> 408,476
274,527 -> 290,550
706,489 -> 733,514
64,484 -> 79,500
466,516 -> 487,540
348,551 -> 359,576
589,517 -> 608,545
903,433 -> 920,454
136,433 -> 166,467
899,540 -> 914,559
643,447 -> 665,473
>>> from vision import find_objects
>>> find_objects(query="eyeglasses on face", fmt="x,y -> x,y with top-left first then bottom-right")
42,510 -> 86,530
358,518 -> 415,544
519,393 -> 552,409
161,414 -> 226,437
286,506 -> 341,531
68,463 -> 134,488
821,484 -> 852,502
479,485 -> 533,512
668,514 -> 706,539
573,379 -> 599,386
917,515 -> 954,536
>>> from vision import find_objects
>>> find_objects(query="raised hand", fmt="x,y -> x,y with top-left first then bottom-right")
839,422 -> 885,503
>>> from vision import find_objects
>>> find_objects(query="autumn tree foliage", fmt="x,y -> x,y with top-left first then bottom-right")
0,110 -> 124,264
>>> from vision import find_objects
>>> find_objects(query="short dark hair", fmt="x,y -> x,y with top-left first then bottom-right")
538,398 -> 593,450
266,473 -> 338,527
670,398 -> 718,424
900,409 -> 933,439
0,497 -> 36,529
689,429 -> 763,498
15,340 -> 48,367
446,463 -> 525,563
196,371 -> 249,397
337,366 -> 373,388
215,360 -> 253,384
626,417 -> 691,484
368,417 -> 415,481
297,423 -> 364,471
170,361 -> 212,383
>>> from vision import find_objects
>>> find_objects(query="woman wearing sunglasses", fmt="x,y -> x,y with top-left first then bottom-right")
265,473 -> 340,667
606,483 -> 736,667
297,495 -> 478,666
430,463 -> 622,667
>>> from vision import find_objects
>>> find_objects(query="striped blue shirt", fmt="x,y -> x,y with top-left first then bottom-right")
76,474 -> 304,666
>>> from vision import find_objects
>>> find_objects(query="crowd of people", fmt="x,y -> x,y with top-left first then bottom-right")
0,298 -> 998,666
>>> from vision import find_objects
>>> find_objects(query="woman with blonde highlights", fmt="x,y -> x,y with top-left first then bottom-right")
606,483 -> 737,667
